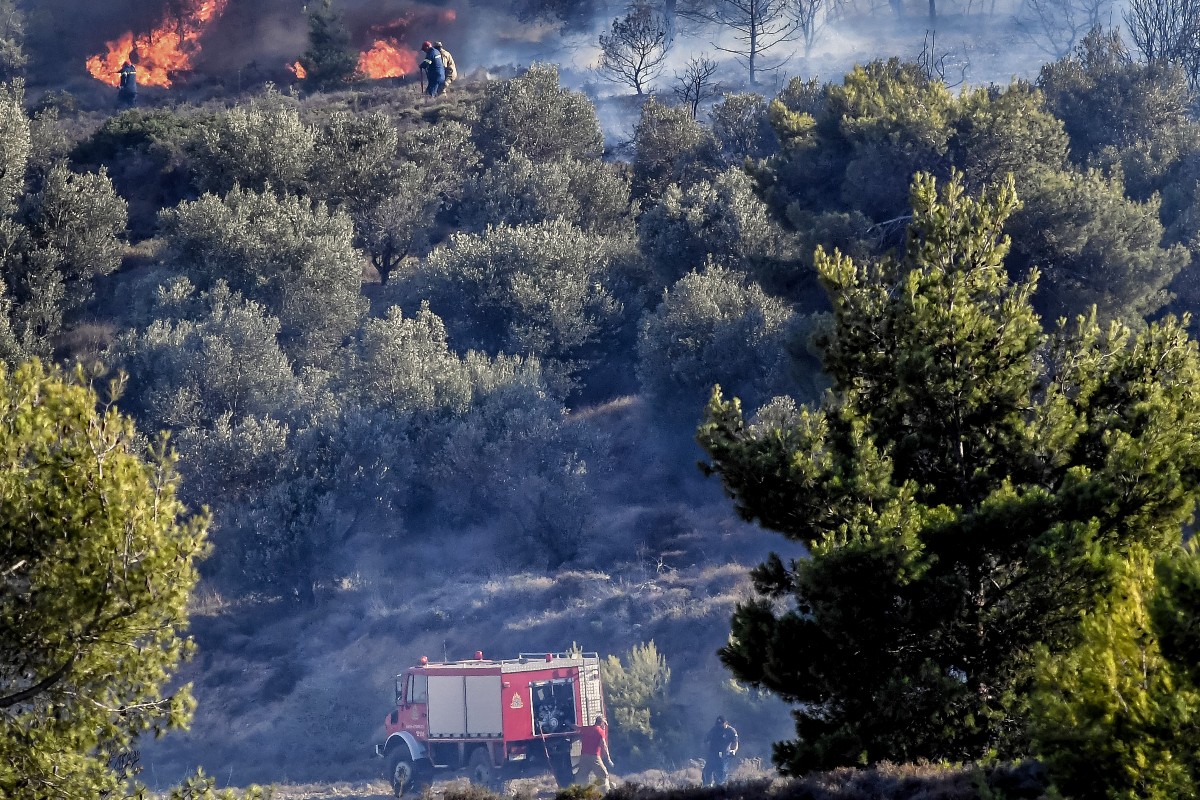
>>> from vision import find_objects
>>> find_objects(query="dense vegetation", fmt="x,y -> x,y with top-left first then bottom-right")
6,8 -> 1200,797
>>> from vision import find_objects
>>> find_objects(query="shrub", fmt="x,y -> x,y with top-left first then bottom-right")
601,641 -> 686,766
414,219 -> 627,383
474,64 -> 604,165
632,98 -> 719,199
636,262 -> 796,416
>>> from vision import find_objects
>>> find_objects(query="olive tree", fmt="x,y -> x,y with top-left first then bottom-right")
114,280 -> 301,431
632,98 -> 720,199
639,168 -> 794,287
158,186 -> 367,366
0,2 -> 26,83
474,64 -> 604,164
0,79 -> 28,213
415,219 -> 626,383
26,162 -> 127,310
189,89 -> 316,196
636,262 -> 797,413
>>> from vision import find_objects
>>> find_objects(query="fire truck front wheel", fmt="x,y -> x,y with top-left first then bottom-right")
386,747 -> 420,797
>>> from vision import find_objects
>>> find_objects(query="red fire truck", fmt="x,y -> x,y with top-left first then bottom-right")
375,650 -> 605,797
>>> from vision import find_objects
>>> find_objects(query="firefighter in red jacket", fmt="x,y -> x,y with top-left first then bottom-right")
575,715 -> 614,790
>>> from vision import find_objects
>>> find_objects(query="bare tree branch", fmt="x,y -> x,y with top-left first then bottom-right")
1015,0 -> 1114,57
1127,0 -> 1200,89
674,53 -> 721,117
598,3 -> 672,94
680,0 -> 808,83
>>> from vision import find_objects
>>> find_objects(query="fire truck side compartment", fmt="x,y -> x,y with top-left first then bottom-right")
466,675 -> 503,736
428,674 -> 503,738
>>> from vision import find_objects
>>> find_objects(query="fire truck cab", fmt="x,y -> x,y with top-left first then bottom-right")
375,650 -> 604,797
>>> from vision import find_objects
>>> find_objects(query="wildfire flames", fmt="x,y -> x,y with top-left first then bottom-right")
355,8 -> 457,80
86,0 -> 229,88
358,39 -> 417,79
290,61 -> 307,80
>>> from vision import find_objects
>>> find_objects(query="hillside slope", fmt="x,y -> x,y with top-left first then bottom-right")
139,396 -> 799,790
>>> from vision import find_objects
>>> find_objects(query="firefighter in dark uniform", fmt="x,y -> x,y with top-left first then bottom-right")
418,41 -> 445,98
702,715 -> 738,786
118,60 -> 137,107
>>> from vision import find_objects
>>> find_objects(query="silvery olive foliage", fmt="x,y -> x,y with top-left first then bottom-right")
458,154 -> 633,235
711,93 -> 780,163
632,97 -> 721,199
414,219 -> 628,383
113,280 -> 301,431
189,88 -> 316,196
0,78 -> 27,214
636,261 -> 797,413
397,120 -> 481,206
639,167 -> 795,287
309,110 -> 400,211
26,162 -> 126,310
474,64 -> 605,165
158,186 -> 367,366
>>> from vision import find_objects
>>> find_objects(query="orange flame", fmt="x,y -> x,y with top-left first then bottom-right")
357,39 -> 418,79
86,0 -> 229,88
441,10 -> 457,22
290,61 -> 307,79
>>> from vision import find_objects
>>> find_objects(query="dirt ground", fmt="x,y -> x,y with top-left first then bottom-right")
255,774 -> 570,800
237,768 -> 713,800
264,781 -> 394,799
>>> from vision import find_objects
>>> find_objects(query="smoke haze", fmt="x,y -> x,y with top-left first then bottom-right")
24,0 -> 1076,101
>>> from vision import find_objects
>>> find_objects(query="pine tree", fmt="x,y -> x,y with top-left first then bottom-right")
601,641 -> 678,762
1030,545 -> 1200,799
698,171 -> 1200,772
0,360 -> 209,798
298,0 -> 358,91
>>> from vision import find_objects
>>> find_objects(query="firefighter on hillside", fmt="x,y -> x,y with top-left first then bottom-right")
435,42 -> 457,91
117,60 -> 137,107
418,40 -> 445,98
575,715 -> 614,790
701,715 -> 739,786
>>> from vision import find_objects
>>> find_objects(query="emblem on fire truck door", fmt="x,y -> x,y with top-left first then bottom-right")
511,693 -> 524,709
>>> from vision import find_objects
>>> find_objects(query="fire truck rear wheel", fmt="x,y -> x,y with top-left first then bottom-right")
548,743 -> 575,788
468,747 -> 497,788
387,747 -> 417,797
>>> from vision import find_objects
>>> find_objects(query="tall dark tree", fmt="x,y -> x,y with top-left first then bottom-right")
298,0 -> 358,90
698,172 -> 1200,772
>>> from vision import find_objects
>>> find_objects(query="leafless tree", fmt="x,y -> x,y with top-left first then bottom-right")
680,0 -> 809,83
916,29 -> 968,85
1015,0 -> 1113,57
673,54 -> 720,117
1127,0 -> 1200,88
794,0 -> 829,56
597,4 -> 672,94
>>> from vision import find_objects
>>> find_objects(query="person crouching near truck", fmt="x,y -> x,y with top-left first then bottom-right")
576,715 -> 615,791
